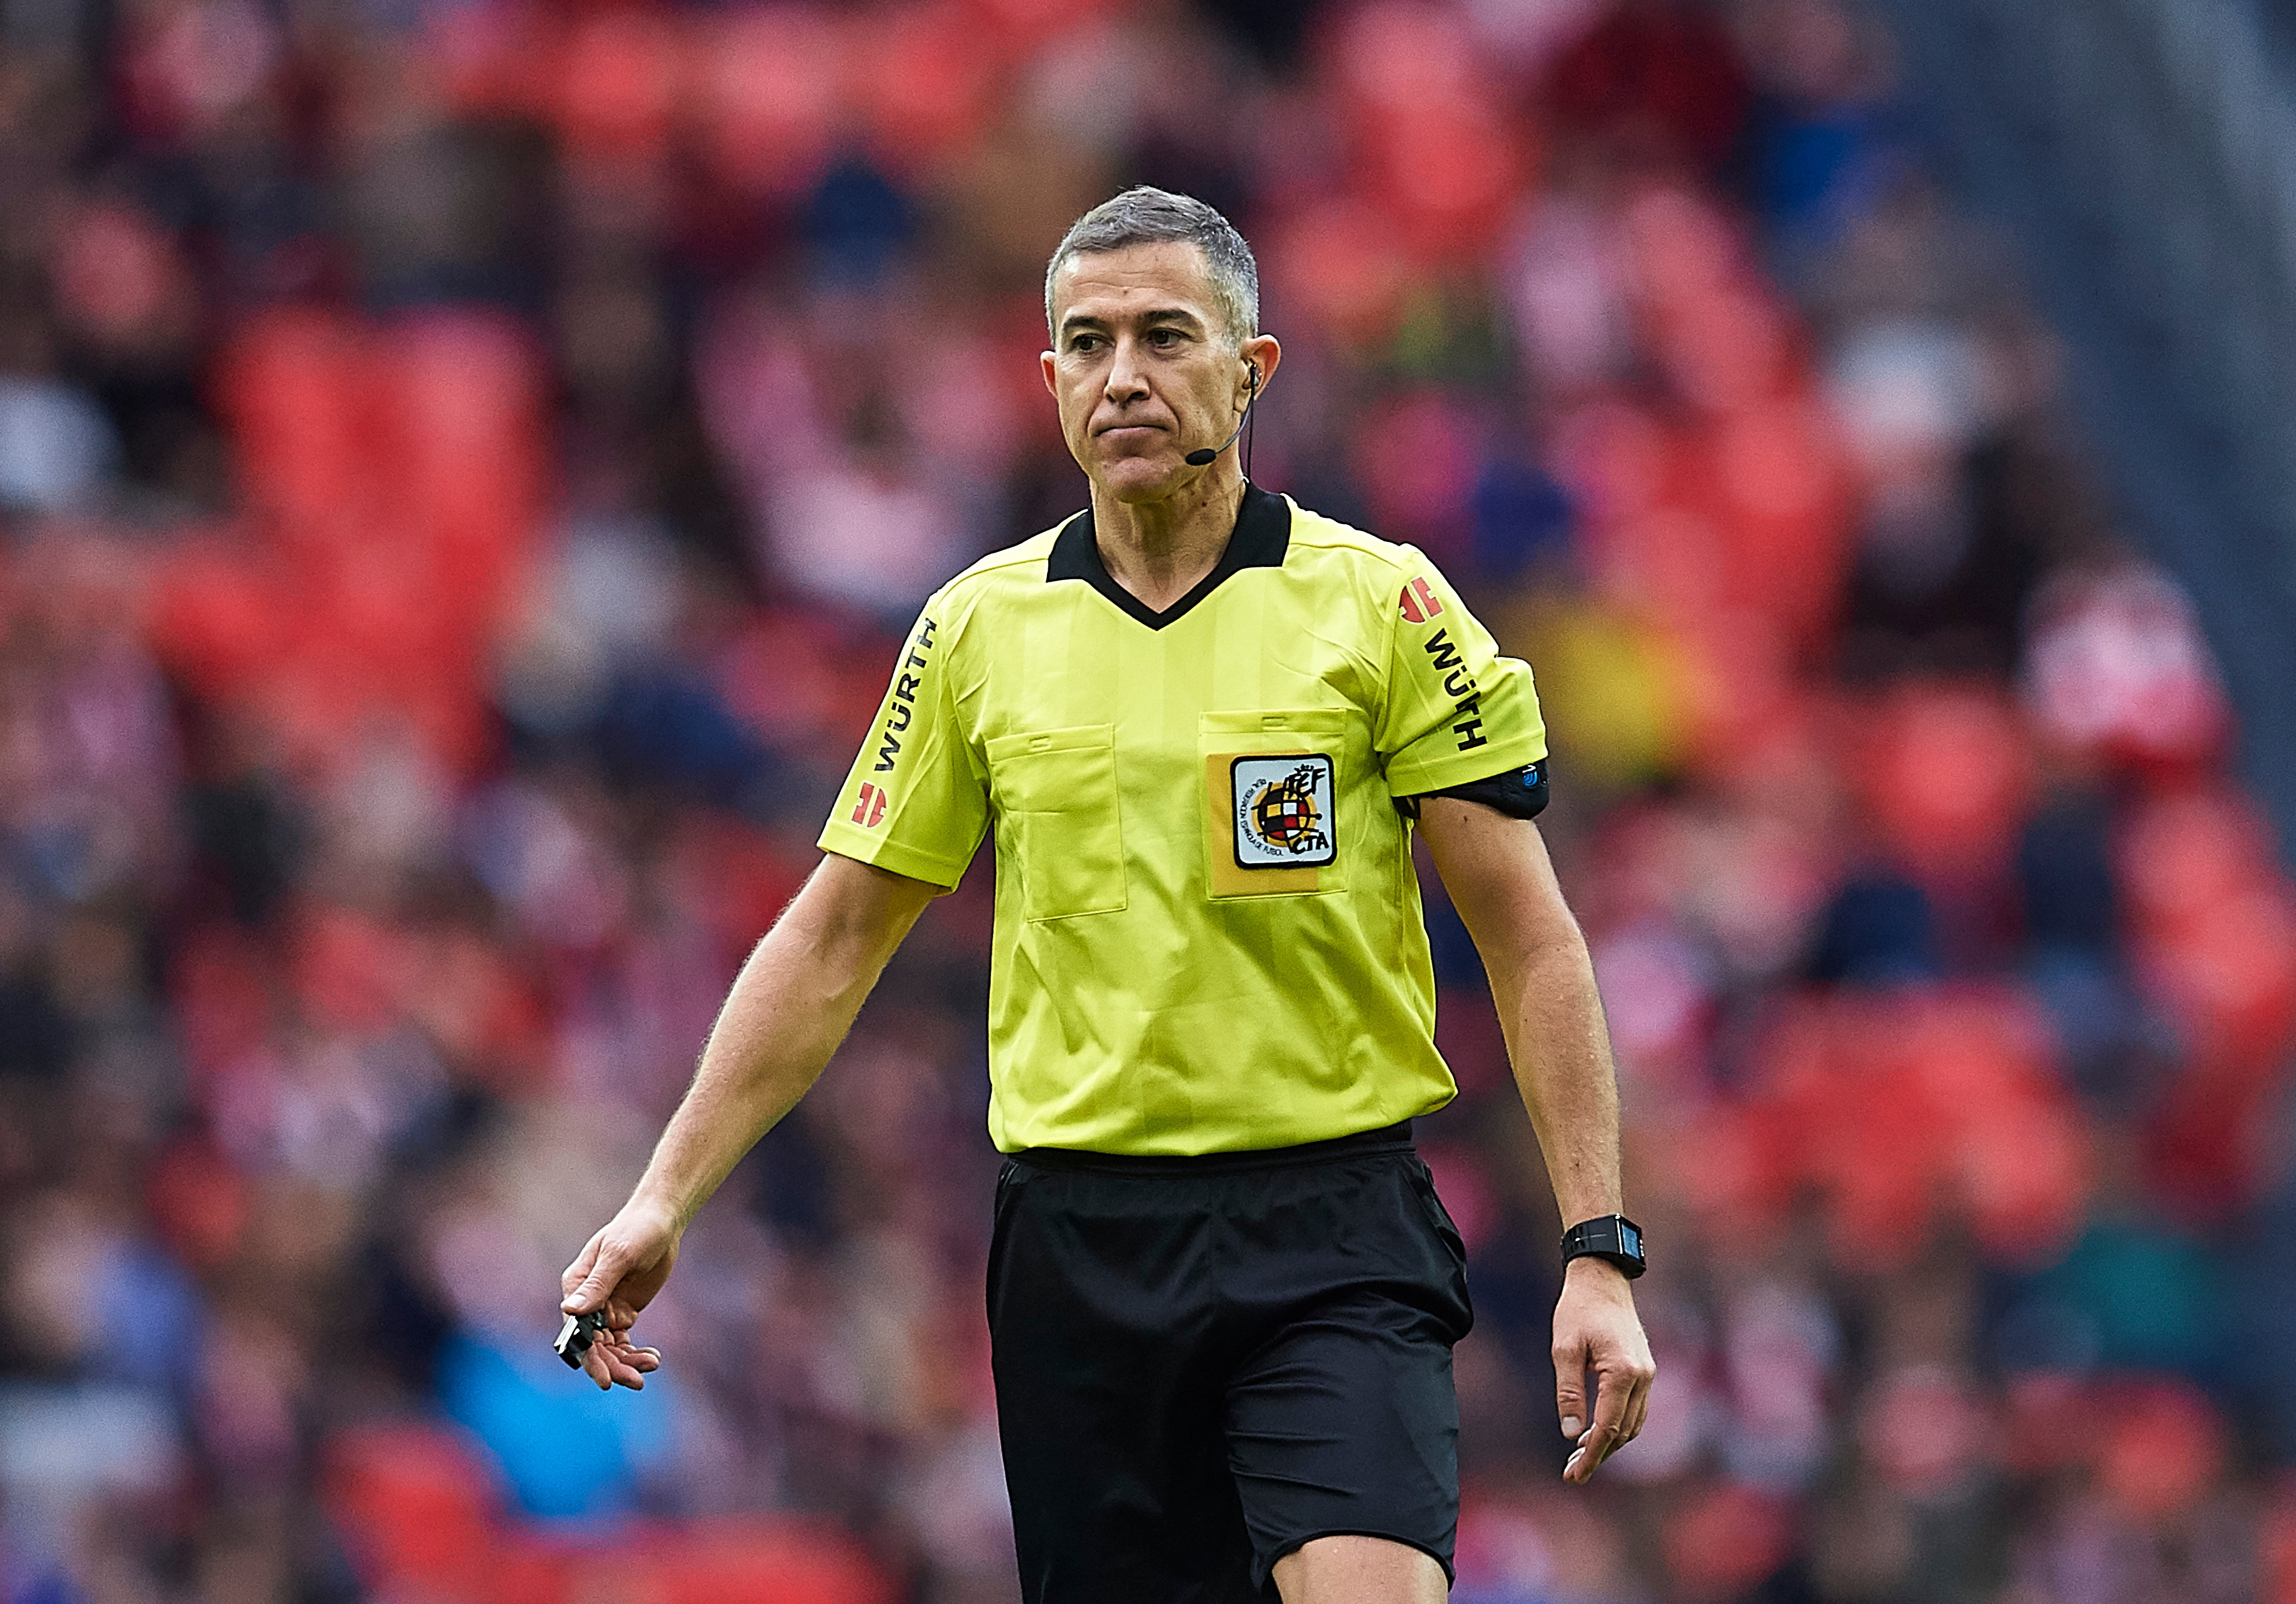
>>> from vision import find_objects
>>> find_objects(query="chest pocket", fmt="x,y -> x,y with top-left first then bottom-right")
986,725 -> 1128,921
1200,709 -> 1352,899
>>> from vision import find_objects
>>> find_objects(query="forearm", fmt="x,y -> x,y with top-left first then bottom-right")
1417,800 -> 1624,1228
627,858 -> 931,1228
1489,931 -> 1622,1228
1418,801 -> 1650,1477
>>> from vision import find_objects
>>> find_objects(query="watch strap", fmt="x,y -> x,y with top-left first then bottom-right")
1560,1214 -> 1646,1279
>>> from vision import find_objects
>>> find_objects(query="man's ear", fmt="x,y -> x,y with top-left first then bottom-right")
1242,333 -> 1281,399
1041,350 -> 1059,398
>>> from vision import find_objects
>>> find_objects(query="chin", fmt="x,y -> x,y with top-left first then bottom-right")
1091,456 -> 1186,503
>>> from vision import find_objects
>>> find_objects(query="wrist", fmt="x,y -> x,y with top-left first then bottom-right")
625,1185 -> 694,1235
1564,1253 -> 1633,1292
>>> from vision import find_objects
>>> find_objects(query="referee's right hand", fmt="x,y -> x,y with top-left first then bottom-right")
558,1200 -> 679,1392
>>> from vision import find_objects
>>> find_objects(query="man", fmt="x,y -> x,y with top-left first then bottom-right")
559,188 -> 1654,1604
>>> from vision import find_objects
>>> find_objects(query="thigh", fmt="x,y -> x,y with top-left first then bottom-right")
1272,1535 -> 1449,1604
988,1163 -> 1261,1604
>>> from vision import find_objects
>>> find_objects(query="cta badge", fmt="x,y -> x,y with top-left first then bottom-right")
1232,755 -> 1336,868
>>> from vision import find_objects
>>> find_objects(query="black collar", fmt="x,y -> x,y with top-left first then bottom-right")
1046,482 -> 1291,630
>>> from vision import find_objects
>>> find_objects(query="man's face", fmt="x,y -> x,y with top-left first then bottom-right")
1042,241 -> 1261,504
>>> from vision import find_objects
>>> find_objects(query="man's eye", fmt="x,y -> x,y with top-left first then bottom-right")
1148,329 -> 1182,346
1071,335 -> 1103,353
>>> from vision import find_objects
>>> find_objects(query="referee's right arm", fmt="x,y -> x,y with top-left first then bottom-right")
562,593 -> 988,1391
557,853 -> 939,1391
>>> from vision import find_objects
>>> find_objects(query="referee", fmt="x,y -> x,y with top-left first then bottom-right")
560,188 -> 1654,1604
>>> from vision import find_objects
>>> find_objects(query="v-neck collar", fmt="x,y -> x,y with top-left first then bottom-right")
1046,482 -> 1292,630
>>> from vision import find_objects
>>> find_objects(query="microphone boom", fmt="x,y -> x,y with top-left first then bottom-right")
1184,370 -> 1259,467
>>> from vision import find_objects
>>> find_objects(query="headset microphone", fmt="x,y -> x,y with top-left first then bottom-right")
1184,366 -> 1259,468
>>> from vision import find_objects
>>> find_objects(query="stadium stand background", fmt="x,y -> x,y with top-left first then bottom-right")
0,0 -> 2290,1599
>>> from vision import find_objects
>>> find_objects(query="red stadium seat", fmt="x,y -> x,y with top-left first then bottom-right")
1329,6 -> 1531,261
2117,787 -> 2277,938
861,6 -> 1000,171
147,539 -> 292,703
1689,398 -> 1851,648
1266,197 -> 1414,347
1709,990 -> 2091,1267
145,1135 -> 252,1270
1360,97 -> 1529,263
666,813 -> 813,967
212,310 -> 371,537
2121,788 -> 2296,1077
325,1429 -> 894,1604
633,1519 -> 895,1604
429,1 -> 555,118
324,1422 -> 502,1597
290,903 -> 407,1036
1660,1481 -> 1793,1600
698,8 -> 847,198
1851,682 -> 2035,881
371,309 -> 546,570
2095,1380 -> 2226,1521
2265,1486 -> 2296,1604
551,8 -> 683,164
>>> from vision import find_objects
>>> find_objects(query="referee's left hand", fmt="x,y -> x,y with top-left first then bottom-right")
1552,1257 -> 1655,1483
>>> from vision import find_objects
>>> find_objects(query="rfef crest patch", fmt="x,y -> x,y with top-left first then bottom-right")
1232,755 -> 1336,868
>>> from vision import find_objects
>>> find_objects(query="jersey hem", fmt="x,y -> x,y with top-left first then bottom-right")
990,1092 -> 1457,1157
1385,736 -> 1549,801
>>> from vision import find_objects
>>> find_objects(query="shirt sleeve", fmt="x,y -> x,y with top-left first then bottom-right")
1377,550 -> 1548,798
817,598 -> 989,888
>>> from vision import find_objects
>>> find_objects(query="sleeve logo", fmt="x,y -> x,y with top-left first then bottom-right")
1398,577 -> 1445,623
850,783 -> 888,828
1232,756 -> 1337,868
872,616 -> 937,774
1422,628 -> 1487,752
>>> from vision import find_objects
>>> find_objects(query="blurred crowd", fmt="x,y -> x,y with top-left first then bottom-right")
2,0 -> 2294,1600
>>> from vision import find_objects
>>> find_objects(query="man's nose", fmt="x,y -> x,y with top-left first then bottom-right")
1103,336 -> 1150,400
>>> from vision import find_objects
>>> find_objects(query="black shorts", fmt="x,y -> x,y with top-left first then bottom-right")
986,1122 -> 1473,1604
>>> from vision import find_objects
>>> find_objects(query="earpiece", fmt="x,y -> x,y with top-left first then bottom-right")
1184,363 -> 1261,468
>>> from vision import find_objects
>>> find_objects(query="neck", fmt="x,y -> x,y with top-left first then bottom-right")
1090,465 -> 1248,614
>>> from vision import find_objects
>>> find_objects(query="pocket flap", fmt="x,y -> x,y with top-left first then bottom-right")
1198,708 -> 1349,740
987,724 -> 1117,765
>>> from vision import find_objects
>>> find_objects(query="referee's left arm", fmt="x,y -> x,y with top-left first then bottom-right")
1418,798 -> 1656,1484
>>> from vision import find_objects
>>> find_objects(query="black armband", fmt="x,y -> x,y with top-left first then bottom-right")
1401,759 -> 1550,821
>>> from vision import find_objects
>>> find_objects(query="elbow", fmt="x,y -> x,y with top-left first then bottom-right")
1495,915 -> 1596,997
1496,896 -> 1590,970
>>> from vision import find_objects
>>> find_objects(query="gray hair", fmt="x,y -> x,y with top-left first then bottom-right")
1043,187 -> 1261,348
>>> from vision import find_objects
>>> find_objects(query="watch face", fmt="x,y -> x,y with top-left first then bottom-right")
1620,1222 -> 1642,1258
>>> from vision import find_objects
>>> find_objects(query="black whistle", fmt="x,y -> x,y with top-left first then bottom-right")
554,1308 -> 608,1368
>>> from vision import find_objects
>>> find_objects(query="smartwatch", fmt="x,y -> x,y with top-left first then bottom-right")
1560,1214 -> 1646,1279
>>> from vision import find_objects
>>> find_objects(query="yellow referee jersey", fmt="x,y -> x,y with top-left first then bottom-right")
817,484 -> 1548,1155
